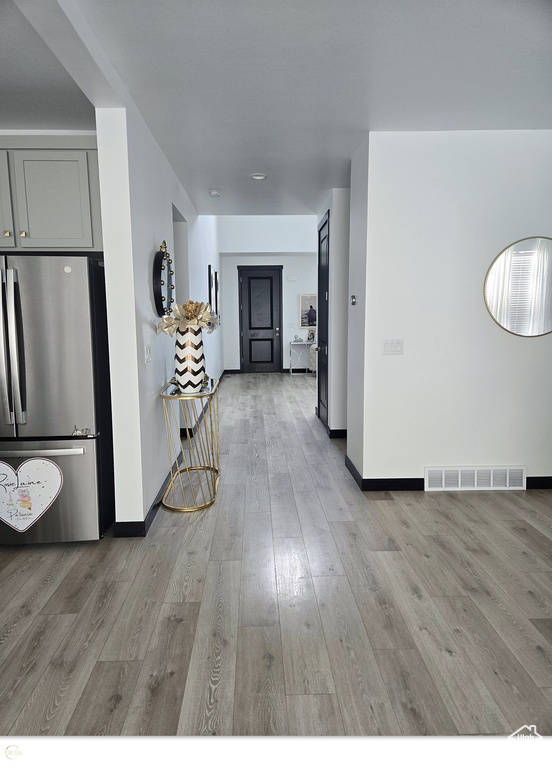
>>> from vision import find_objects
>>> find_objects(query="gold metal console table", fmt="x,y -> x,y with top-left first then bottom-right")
160,379 -> 220,512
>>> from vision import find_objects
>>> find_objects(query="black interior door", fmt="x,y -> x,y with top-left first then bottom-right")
317,212 -> 329,431
239,266 -> 283,373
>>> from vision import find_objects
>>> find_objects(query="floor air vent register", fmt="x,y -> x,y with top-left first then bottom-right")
425,466 -> 526,491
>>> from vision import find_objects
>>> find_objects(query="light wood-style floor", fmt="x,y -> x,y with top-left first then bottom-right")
1,372 -> 552,737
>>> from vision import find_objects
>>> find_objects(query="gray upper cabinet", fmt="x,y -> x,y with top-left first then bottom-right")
13,150 -> 93,249
0,152 -> 15,247
0,148 -> 102,251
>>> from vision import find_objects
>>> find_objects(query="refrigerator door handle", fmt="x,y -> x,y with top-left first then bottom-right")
0,269 -> 14,425
0,447 -> 86,458
6,269 -> 26,425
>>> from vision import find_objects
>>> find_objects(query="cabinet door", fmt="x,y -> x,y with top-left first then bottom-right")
13,150 -> 93,248
0,151 -> 15,247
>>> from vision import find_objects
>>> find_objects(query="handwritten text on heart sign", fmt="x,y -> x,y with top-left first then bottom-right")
0,459 -> 63,532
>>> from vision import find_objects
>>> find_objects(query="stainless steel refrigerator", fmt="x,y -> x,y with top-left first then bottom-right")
0,253 -> 114,544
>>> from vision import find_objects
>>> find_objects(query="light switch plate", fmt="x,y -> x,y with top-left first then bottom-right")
382,339 -> 403,355
144,345 -> 152,364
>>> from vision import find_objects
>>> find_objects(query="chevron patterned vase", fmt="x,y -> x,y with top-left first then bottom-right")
175,324 -> 205,393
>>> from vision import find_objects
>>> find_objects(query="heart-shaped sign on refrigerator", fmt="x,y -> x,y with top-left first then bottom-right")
0,459 -> 63,532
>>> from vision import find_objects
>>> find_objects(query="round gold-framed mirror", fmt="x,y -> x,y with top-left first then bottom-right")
484,236 -> 552,337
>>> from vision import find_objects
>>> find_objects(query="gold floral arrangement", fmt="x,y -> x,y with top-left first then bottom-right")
156,300 -> 219,336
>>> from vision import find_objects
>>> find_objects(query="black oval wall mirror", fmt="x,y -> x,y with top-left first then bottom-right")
484,236 -> 552,337
153,240 -> 175,317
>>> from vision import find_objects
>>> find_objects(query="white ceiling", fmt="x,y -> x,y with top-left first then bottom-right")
0,1 -> 95,130
3,0 -> 552,214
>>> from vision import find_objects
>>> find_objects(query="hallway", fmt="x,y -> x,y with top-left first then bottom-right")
1,372 -> 552,736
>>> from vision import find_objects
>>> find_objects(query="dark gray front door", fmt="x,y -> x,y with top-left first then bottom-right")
239,266 -> 283,373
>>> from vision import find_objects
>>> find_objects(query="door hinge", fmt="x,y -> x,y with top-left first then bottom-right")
326,291 -> 328,301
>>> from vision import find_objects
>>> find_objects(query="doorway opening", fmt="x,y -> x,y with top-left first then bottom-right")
317,211 -> 329,432
172,205 -> 188,304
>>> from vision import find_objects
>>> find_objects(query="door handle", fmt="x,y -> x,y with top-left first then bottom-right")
0,270 -> 13,425
275,327 -> 280,336
0,447 -> 85,457
6,269 -> 26,425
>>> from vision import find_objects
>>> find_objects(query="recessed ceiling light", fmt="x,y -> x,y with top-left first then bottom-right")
208,189 -> 221,197
249,173 -> 268,181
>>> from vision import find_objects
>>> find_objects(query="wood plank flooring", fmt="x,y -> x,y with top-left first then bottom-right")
1,372 -> 552,736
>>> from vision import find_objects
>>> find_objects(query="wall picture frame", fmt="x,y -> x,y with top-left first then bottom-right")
208,264 -> 215,308
300,293 -> 317,328
214,270 -> 220,316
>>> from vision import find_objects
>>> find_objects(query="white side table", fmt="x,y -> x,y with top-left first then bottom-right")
289,341 -> 313,375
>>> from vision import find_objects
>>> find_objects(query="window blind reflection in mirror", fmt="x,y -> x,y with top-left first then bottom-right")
484,237 -> 552,337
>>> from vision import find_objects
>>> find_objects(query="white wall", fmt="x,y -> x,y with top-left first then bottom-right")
346,137 -> 370,472
188,215 -> 222,381
218,215 -> 316,253
318,189 -> 350,431
96,108 -> 144,521
221,253 -> 318,370
172,216 -> 189,306
97,105 -> 222,523
361,130 -> 552,479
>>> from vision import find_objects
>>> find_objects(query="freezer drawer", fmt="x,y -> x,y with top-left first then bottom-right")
0,438 -> 100,544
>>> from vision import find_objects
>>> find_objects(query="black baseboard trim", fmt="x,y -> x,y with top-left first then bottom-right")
223,368 -> 316,375
113,502 -> 158,538
329,429 -> 347,439
527,476 -> 552,489
180,400 -> 208,441
344,455 -> 424,492
113,453 -> 184,538
363,478 -> 425,492
344,455 -> 363,487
